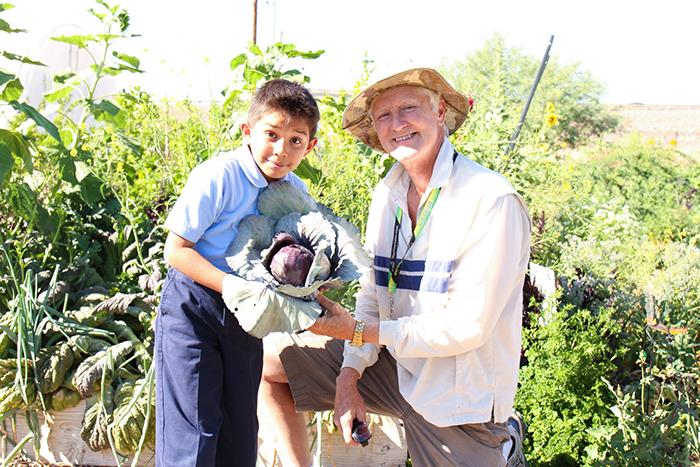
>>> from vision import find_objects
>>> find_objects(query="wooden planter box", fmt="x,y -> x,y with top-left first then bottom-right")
4,405 -> 405,467
1,401 -> 154,466
258,412 -> 408,467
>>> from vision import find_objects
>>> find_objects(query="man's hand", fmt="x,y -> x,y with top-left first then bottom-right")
334,368 -> 367,446
307,294 -> 355,340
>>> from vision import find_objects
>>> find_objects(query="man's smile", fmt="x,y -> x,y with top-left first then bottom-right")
394,132 -> 416,142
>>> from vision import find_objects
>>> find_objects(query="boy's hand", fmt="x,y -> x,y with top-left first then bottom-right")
307,294 -> 355,340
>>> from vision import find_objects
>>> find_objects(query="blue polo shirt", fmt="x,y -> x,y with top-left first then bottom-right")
164,145 -> 307,272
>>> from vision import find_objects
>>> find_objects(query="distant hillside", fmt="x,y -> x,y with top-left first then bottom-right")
609,104 -> 700,155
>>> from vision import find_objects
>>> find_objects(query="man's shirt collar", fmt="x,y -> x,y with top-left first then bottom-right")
382,136 -> 456,199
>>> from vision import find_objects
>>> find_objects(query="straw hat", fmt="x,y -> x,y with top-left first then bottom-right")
342,68 -> 470,153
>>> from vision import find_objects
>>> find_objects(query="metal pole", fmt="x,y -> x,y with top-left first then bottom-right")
505,35 -> 554,155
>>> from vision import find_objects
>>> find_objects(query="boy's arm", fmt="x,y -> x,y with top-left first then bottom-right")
164,231 -> 226,293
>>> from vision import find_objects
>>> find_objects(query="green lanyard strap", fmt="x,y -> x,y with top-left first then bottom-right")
388,187 -> 441,293
387,150 -> 458,294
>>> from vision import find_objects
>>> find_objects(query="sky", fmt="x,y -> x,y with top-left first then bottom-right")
3,0 -> 700,105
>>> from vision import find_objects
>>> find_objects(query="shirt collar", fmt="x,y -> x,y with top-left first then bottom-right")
236,144 -> 293,188
428,136 -> 455,190
382,136 -> 456,202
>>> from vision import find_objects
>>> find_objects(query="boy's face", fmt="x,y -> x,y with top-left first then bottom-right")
241,111 -> 317,182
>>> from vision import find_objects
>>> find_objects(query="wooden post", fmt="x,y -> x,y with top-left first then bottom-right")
252,0 -> 258,44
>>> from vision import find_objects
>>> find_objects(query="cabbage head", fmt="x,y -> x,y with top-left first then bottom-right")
223,181 -> 370,338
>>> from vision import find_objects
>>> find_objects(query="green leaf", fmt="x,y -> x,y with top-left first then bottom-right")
93,99 -> 120,115
9,101 -> 63,144
59,128 -> 75,148
112,51 -> 140,69
0,17 -> 24,33
287,49 -> 324,59
221,273 -> 322,338
243,67 -> 265,88
96,33 -> 120,42
274,42 -> 296,54
89,99 -> 125,125
222,89 -> 242,108
115,131 -> 143,157
0,145 -> 14,185
59,155 -> 77,184
87,8 -> 106,21
100,65 -> 122,76
0,129 -> 32,172
43,83 -> 74,102
1,51 -> 45,66
294,158 -> 322,185
53,71 -> 76,83
74,160 -> 91,182
0,4 -> 15,12
79,173 -> 105,206
1,433 -> 33,466
73,161 -> 107,205
117,10 -> 129,32
115,63 -> 142,74
94,0 -> 110,12
257,181 -> 318,220
0,70 -> 13,86
103,62 -> 143,75
229,53 -> 247,70
249,43 -> 263,56
50,34 -> 96,49
0,77 -> 22,101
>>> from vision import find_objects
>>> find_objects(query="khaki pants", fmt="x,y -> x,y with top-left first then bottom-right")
271,333 -> 510,467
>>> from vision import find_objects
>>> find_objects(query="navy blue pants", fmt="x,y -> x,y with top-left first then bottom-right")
155,268 -> 263,467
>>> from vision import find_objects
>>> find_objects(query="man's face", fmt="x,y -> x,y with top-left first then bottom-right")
241,110 -> 317,182
370,86 -> 446,163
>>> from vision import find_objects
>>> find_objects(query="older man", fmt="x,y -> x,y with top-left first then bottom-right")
259,68 -> 531,466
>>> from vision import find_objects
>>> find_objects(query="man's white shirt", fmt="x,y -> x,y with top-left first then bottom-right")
342,137 -> 531,427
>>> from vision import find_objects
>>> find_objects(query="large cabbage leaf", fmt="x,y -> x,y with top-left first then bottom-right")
221,275 -> 320,338
223,181 -> 370,337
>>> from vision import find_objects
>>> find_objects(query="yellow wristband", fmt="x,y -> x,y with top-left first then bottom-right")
350,320 -> 365,347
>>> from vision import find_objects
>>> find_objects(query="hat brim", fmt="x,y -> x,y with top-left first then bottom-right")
341,68 -> 469,153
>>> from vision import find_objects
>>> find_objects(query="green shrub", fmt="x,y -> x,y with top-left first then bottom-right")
571,139 -> 700,246
517,302 -> 622,465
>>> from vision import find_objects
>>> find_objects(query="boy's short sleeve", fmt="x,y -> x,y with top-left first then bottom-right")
164,164 -> 224,243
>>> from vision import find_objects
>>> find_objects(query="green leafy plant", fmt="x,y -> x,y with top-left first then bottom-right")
516,303 -> 622,465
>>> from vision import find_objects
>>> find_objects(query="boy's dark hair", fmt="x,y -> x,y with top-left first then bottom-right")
248,79 -> 321,138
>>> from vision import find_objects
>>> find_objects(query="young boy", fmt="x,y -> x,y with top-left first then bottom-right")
155,79 -> 319,466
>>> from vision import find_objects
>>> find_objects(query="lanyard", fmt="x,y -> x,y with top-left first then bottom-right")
387,150 -> 457,295
387,187 -> 440,293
